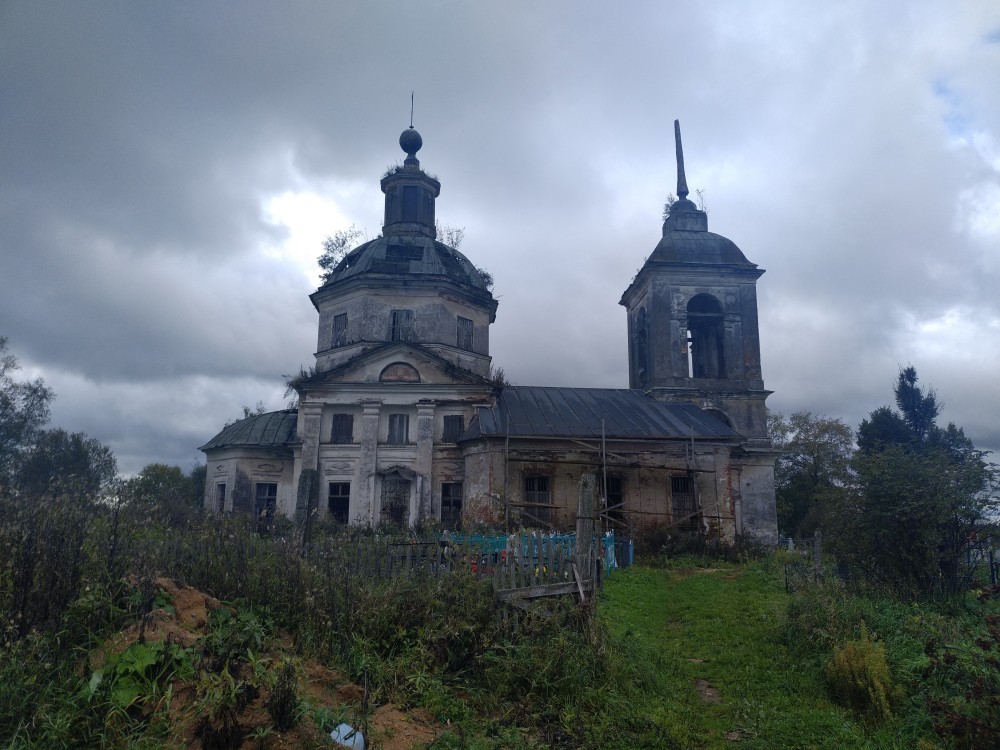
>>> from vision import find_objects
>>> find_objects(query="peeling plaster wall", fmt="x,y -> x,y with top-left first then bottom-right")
314,285 -> 493,376
457,437 -> 748,536
203,448 -> 295,517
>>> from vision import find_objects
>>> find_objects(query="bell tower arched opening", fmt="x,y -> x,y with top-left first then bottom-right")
686,294 -> 725,379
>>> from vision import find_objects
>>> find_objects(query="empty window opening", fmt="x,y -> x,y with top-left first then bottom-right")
442,415 -> 465,443
386,244 -> 423,262
603,476 -> 626,532
401,185 -> 419,222
390,309 -> 414,342
523,475 -> 552,525
387,414 -> 409,444
686,294 -> 726,379
254,482 -> 278,531
441,482 -> 463,529
633,307 -> 649,386
215,483 -> 227,513
328,482 -> 350,524
332,313 -> 348,348
457,316 -> 474,351
331,414 -> 354,444
381,477 -> 410,526
670,475 -> 699,531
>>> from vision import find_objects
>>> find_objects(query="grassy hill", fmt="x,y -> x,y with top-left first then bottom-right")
2,509 -> 998,748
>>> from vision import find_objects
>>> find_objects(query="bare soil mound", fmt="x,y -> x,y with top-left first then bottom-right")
91,577 -> 442,750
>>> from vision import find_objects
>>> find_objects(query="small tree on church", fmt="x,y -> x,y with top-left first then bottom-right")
317,225 -> 365,283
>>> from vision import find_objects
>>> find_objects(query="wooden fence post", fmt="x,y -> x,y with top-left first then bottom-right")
576,474 -> 596,600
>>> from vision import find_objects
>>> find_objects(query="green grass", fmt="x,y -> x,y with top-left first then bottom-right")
598,563 -> 937,749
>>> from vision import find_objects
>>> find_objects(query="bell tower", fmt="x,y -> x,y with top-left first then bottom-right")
620,121 -> 771,446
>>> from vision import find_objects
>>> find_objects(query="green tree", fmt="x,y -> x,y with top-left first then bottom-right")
124,463 -> 202,526
830,367 -> 997,598
769,410 -> 853,536
16,428 -> 117,500
0,337 -> 54,493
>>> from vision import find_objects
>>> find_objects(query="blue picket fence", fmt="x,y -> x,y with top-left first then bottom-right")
445,530 -> 633,575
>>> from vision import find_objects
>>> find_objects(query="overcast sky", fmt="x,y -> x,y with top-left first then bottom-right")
2,1 -> 998,474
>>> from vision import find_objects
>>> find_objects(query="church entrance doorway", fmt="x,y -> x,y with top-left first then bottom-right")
381,476 -> 411,526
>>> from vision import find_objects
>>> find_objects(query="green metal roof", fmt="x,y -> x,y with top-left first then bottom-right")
199,410 -> 298,452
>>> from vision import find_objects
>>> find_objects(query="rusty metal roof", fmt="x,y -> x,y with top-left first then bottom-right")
199,410 -> 298,452
462,386 -> 739,441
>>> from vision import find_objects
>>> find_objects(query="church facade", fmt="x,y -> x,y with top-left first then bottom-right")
200,123 -> 778,542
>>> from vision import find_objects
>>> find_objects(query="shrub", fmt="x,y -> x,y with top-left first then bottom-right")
266,660 -> 299,731
825,621 -> 897,722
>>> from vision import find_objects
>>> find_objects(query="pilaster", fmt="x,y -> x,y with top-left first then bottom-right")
415,401 -> 436,520
356,400 -> 381,526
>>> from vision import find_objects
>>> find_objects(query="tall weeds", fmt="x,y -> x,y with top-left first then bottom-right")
0,494 -> 635,748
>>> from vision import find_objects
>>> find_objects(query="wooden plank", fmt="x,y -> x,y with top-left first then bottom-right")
572,563 -> 586,603
495,580 -> 593,600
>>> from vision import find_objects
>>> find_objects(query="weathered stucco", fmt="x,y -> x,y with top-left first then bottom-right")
201,124 -> 777,544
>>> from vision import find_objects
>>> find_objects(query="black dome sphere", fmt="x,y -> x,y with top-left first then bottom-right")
399,127 -> 422,156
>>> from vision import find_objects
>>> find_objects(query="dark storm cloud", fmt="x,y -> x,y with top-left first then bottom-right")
2,1 -> 998,472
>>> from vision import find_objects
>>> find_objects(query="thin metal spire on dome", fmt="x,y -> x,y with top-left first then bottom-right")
410,91 -> 414,128
674,119 -> 689,200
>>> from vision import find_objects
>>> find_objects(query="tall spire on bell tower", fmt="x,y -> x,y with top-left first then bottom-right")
675,119 -> 689,201
662,119 -> 707,233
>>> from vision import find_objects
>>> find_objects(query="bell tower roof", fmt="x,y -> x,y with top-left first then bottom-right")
640,120 -> 755,268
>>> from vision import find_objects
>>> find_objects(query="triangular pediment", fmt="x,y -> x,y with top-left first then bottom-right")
299,342 -> 491,388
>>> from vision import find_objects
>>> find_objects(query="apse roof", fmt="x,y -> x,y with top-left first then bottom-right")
462,386 -> 739,441
199,410 -> 298,452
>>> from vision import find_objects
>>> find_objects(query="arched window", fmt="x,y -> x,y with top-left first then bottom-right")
379,362 -> 420,382
633,307 -> 649,386
686,294 -> 726,379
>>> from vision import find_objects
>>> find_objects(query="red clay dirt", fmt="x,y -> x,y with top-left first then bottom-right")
91,577 -> 443,749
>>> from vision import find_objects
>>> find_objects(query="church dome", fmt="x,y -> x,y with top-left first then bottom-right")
321,234 -> 491,291
649,229 -> 754,267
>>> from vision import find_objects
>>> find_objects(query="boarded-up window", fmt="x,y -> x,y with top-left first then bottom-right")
524,475 -> 552,525
457,316 -> 474,351
441,482 -> 462,529
390,309 -> 413,342
387,414 -> 409,444
670,475 -> 698,529
328,482 -> 350,524
332,313 -> 347,347
379,362 -> 420,382
442,415 -> 465,443
254,482 -> 277,530
331,414 -> 353,444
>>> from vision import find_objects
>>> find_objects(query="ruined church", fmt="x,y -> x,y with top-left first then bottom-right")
200,122 -> 778,541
